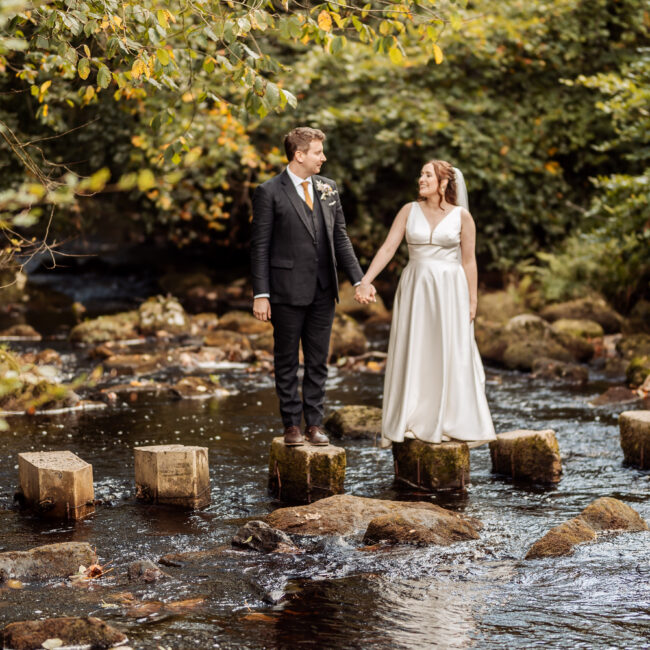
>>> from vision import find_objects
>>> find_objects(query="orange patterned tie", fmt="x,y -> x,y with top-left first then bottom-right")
301,180 -> 313,210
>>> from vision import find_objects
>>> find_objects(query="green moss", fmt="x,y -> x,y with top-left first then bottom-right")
393,439 -> 469,490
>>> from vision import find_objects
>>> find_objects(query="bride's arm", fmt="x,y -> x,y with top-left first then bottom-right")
460,208 -> 478,321
358,204 -> 410,292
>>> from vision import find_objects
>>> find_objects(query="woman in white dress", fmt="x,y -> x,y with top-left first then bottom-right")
355,160 -> 496,448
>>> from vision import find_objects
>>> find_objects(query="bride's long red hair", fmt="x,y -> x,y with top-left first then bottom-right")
418,160 -> 457,208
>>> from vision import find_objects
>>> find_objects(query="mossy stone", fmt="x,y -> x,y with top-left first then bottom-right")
626,355 -> 650,387
619,410 -> 650,469
324,405 -> 382,440
489,429 -> 562,483
268,437 -> 346,504
392,439 -> 470,490
525,517 -> 596,559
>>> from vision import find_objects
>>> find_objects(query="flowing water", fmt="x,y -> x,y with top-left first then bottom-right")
1,340 -> 649,649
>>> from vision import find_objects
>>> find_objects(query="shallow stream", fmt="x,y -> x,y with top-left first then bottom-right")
1,345 -> 649,649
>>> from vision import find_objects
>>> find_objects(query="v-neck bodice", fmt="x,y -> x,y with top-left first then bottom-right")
405,202 -> 462,263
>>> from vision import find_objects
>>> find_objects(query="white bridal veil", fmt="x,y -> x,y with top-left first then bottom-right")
454,167 -> 469,211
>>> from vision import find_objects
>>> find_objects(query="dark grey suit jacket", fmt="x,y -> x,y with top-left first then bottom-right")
251,170 -> 363,305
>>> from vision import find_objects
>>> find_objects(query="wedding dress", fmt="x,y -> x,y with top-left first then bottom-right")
381,201 -> 496,447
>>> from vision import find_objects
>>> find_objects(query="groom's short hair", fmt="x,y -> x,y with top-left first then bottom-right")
284,127 -> 326,161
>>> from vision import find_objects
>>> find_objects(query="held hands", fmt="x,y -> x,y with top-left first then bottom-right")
354,282 -> 377,304
253,297 -> 272,322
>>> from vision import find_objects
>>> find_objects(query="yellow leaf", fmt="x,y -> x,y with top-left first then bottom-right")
40,80 -> 51,93
131,59 -> 145,79
137,169 -> 156,191
42,103 -> 48,117
433,43 -> 443,65
83,44 -> 90,57
544,161 -> 561,175
388,45 -> 403,65
318,10 -> 332,32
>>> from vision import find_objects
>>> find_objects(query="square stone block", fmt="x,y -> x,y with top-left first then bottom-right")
392,439 -> 470,491
18,451 -> 94,520
134,444 -> 210,509
268,437 -> 346,504
489,429 -> 562,483
620,410 -> 650,469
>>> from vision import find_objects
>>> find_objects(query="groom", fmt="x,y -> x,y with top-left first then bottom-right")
251,127 -> 374,446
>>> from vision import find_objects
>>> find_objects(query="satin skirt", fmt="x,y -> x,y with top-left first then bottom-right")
381,259 -> 496,447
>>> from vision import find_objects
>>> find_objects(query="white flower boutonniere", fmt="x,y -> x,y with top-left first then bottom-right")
315,179 -> 338,206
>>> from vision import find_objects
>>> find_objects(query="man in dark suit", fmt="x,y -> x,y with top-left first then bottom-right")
251,127 -> 375,446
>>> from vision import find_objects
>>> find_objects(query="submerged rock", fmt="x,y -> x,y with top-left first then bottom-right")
540,297 -> 624,334
324,405 -> 382,440
619,410 -> 650,469
158,547 -> 229,567
265,494 -> 482,539
127,559 -> 171,583
232,521 -> 301,553
489,429 -> 562,483
2,616 -> 127,650
363,509 -> 481,547
170,376 -> 229,399
103,352 -> 165,376
70,310 -> 140,344
526,497 -> 648,559
0,542 -> 96,581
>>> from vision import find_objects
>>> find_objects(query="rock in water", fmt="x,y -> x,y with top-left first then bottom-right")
2,617 -> 127,650
127,559 -> 171,583
525,518 -> 596,559
531,358 -> 589,384
324,405 -> 382,440
328,312 -> 367,359
69,311 -> 139,344
138,295 -> 190,335
392,439 -> 470,490
619,410 -> 650,469
489,429 -> 562,483
589,386 -> 640,406
265,494 -> 482,539
363,510 -> 480,546
540,297 -> 624,333
0,542 -> 96,581
268,437 -> 345,504
526,497 -> 648,559
232,521 -> 300,553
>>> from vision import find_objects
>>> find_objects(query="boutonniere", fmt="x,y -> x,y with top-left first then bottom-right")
315,179 -> 338,205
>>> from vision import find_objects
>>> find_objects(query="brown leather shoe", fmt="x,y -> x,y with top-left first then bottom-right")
305,425 -> 329,446
284,425 -> 305,446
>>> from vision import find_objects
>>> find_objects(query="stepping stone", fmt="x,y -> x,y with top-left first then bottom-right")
18,451 -> 94,520
392,439 -> 470,491
489,429 -> 562,483
268,438 -> 345,504
134,444 -> 210,509
619,410 -> 650,469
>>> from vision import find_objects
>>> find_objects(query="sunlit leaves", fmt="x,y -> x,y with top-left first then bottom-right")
78,58 -> 90,80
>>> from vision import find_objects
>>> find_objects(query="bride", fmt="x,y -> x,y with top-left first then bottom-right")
355,160 -> 496,448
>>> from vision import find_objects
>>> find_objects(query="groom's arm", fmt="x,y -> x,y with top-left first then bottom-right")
251,183 -> 274,298
330,181 -> 363,285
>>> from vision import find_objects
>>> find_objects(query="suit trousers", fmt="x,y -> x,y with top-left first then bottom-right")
271,285 -> 335,428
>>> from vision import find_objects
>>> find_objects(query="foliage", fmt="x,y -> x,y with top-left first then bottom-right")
0,0 -> 454,258
254,0 -> 648,277
529,50 -> 650,310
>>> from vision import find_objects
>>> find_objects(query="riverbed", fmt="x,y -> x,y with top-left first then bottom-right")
1,347 -> 649,648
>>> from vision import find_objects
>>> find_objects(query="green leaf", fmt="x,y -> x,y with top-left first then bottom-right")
97,64 -> 111,89
157,48 -> 170,66
137,169 -> 156,191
